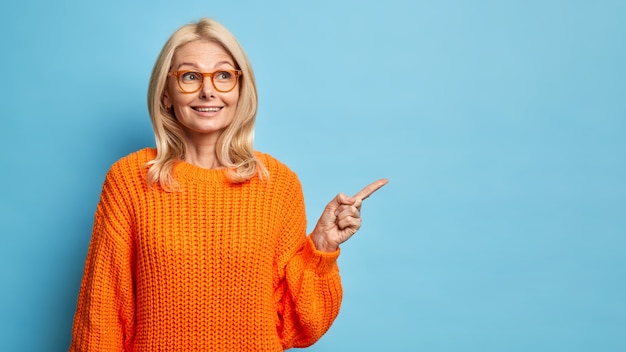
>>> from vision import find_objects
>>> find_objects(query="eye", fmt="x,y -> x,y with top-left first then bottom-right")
181,71 -> 202,82
214,71 -> 233,81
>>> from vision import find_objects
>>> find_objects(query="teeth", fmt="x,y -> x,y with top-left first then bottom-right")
195,107 -> 221,112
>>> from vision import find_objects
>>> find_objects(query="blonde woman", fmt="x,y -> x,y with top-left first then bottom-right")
70,18 -> 386,351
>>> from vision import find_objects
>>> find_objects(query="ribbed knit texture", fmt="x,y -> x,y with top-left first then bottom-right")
70,148 -> 342,351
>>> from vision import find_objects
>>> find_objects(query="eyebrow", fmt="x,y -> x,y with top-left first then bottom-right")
176,61 -> 236,70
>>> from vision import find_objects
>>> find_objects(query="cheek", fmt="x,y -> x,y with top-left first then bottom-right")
168,90 -> 194,107
225,90 -> 240,106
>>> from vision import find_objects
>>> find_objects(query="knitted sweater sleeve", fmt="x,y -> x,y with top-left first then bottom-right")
69,163 -> 135,352
273,171 -> 343,349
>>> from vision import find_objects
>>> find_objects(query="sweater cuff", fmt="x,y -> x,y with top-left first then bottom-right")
303,236 -> 340,275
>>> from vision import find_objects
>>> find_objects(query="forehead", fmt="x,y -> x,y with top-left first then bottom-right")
171,40 -> 235,68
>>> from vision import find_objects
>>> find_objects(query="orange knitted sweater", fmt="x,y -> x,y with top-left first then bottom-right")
70,148 -> 342,351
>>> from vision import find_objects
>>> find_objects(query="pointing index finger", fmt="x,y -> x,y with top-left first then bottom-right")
353,178 -> 388,201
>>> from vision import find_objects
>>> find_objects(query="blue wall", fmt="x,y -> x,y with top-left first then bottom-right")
1,1 -> 624,351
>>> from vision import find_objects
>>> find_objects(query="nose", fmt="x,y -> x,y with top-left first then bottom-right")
200,75 -> 214,97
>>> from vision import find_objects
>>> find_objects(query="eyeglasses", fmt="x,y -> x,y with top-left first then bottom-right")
167,70 -> 242,94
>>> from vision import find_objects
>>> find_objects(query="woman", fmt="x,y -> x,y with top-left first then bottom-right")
70,18 -> 386,351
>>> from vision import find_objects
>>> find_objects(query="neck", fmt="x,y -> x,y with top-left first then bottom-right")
184,140 -> 223,170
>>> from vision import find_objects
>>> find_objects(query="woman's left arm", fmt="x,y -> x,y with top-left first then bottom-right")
274,176 -> 387,349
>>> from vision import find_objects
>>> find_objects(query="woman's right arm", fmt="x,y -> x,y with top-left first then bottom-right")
69,166 -> 135,352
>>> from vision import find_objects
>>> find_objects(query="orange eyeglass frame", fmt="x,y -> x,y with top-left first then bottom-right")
167,70 -> 243,93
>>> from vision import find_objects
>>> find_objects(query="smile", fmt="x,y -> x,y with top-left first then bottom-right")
193,107 -> 223,112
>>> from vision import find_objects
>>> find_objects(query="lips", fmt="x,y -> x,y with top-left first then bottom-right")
192,106 -> 223,112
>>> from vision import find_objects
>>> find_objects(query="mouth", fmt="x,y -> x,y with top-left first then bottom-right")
192,106 -> 223,112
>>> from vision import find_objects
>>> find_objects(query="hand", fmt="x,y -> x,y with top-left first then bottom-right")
310,178 -> 388,252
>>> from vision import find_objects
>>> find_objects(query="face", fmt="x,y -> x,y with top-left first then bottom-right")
164,40 -> 240,143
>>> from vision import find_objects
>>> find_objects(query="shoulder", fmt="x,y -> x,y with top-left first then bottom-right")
97,149 -> 155,207
107,148 -> 156,180
255,151 -> 298,180
254,151 -> 303,191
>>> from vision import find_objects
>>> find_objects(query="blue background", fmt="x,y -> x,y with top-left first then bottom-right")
1,0 -> 625,351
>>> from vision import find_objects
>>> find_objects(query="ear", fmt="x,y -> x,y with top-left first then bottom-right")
163,92 -> 172,110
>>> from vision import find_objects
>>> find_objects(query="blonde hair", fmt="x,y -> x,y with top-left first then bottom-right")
146,18 -> 266,191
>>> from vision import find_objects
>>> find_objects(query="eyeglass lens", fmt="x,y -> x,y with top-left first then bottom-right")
179,71 -> 238,92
